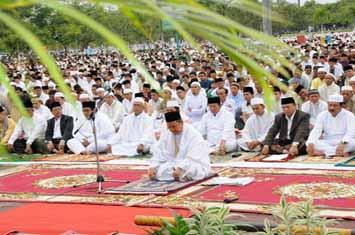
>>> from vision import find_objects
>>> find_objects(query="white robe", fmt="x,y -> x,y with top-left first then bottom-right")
150,123 -> 211,181
183,93 -> 207,123
238,111 -> 274,151
110,112 -> 154,156
122,98 -> 133,114
306,109 -> 355,156
318,83 -> 340,101
34,105 -> 53,121
99,100 -> 125,131
67,112 -> 115,154
221,98 -> 236,115
198,109 -> 237,153
301,100 -> 328,126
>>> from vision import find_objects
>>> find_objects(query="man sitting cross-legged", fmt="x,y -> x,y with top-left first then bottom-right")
306,94 -> 355,157
261,97 -> 310,156
148,111 -> 211,182
67,101 -> 115,155
238,98 -> 274,152
45,102 -> 74,154
8,101 -> 47,154
198,96 -> 237,154
108,97 -> 154,156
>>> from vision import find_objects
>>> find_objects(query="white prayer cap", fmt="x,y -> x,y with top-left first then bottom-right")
163,87 -> 173,93
96,87 -> 105,93
133,97 -> 145,104
123,89 -> 132,94
167,100 -> 179,108
341,86 -> 353,92
54,92 -> 64,98
251,97 -> 265,106
34,80 -> 42,87
105,91 -> 115,97
326,73 -> 335,80
178,67 -> 185,73
190,81 -> 201,87
172,79 -> 181,84
350,76 -> 355,83
79,93 -> 90,100
317,67 -> 327,73
328,94 -> 343,103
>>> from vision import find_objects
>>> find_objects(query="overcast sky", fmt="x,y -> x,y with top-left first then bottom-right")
286,0 -> 339,4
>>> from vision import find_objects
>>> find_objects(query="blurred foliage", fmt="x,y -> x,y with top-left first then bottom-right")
0,0 -> 354,54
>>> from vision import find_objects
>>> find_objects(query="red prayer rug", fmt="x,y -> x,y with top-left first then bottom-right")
190,168 -> 355,211
0,203 -> 190,235
0,165 -> 153,205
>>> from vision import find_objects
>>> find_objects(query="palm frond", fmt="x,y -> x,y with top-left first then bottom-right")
0,10 -> 75,104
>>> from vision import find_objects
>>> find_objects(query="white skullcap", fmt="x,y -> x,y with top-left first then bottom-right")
172,79 -> 181,84
123,89 -> 132,94
328,94 -> 343,103
79,93 -> 90,100
54,92 -> 64,98
250,97 -> 265,106
326,73 -> 335,80
163,87 -> 173,93
350,76 -> 355,83
167,100 -> 179,108
105,91 -> 115,96
318,67 -> 327,73
34,80 -> 42,87
133,97 -> 144,104
341,86 -> 353,92
190,81 -> 201,87
96,87 -> 105,93
178,67 -> 185,73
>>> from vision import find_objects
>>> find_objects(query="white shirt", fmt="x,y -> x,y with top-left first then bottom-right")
8,114 -> 46,145
184,93 -> 207,123
53,117 -> 62,139
318,83 -> 340,101
286,112 -> 296,139
34,105 -> 53,121
39,93 -> 49,104
99,100 -> 125,130
307,109 -> 355,144
199,109 -> 236,146
301,100 -> 328,125
122,98 -> 133,114
241,111 -> 274,142
221,98 -> 236,114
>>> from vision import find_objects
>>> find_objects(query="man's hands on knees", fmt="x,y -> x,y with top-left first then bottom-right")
173,167 -> 183,181
148,167 -> 157,180
137,144 -> 145,154
261,145 -> 269,155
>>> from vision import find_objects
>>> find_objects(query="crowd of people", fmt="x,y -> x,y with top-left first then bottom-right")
1,32 -> 355,181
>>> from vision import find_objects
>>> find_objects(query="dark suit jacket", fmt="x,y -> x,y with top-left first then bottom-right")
263,110 -> 310,146
45,115 -> 74,143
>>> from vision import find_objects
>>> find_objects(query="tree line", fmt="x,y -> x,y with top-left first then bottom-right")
0,0 -> 354,54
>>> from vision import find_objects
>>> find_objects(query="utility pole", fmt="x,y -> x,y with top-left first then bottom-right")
262,0 -> 272,35
298,0 -> 301,7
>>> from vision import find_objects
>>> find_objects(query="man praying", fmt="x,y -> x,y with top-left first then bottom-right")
148,111 -> 210,182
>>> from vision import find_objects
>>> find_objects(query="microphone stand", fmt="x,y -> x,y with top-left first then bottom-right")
91,113 -> 105,193
90,111 -> 129,194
